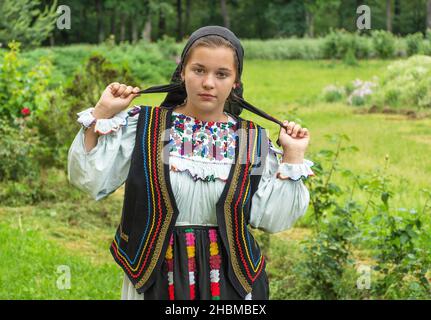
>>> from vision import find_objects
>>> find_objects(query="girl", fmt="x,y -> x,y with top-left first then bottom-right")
68,26 -> 314,300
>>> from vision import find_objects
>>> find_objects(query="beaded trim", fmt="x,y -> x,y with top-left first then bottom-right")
185,228 -> 197,300
208,228 -> 221,300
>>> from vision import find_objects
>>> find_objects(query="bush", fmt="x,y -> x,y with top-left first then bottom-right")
323,29 -> 372,60
0,41 -> 52,121
346,78 -> 377,106
322,84 -> 345,102
0,117 -> 40,182
243,38 -> 325,60
371,30 -> 396,59
372,55 -> 431,109
33,53 -> 138,169
406,32 -> 424,56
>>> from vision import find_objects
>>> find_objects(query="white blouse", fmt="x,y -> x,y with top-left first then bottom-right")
67,106 -> 315,234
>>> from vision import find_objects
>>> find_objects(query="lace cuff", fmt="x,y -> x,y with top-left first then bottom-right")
76,107 -> 130,135
276,159 -> 315,181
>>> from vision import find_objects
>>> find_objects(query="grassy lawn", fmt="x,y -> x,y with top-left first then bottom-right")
0,221 -> 123,299
1,59 -> 430,299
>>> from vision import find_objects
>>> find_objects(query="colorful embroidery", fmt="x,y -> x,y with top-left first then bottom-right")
166,233 -> 175,300
185,228 -> 197,300
222,120 -> 266,295
169,112 -> 237,162
209,228 -> 221,300
110,106 -> 176,291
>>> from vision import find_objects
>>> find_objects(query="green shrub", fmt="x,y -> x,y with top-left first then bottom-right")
0,41 -> 52,121
371,30 -> 396,59
372,55 -> 431,109
406,32 -> 424,56
243,38 -> 325,60
33,53 -> 138,169
0,117 -> 40,182
322,84 -> 345,102
322,29 -> 372,60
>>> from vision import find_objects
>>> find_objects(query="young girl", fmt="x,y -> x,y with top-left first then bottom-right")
68,26 -> 314,300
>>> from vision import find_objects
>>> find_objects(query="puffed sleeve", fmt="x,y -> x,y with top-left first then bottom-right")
67,106 -> 139,201
249,140 -> 315,234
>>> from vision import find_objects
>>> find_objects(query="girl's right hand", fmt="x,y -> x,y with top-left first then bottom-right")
93,82 -> 141,119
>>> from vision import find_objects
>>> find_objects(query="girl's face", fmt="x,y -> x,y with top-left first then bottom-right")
181,46 -> 237,114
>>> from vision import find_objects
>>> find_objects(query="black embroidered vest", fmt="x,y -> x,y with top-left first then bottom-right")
109,105 -> 269,298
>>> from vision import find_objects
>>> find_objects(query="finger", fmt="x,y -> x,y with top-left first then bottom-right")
132,86 -> 141,94
116,84 -> 127,97
280,121 -> 289,134
121,86 -> 134,98
291,124 -> 301,138
110,82 -> 120,94
287,121 -> 296,134
298,128 -> 308,138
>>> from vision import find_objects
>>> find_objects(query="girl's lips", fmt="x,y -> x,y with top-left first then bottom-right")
198,94 -> 216,100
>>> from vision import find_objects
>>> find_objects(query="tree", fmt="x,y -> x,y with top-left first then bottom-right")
427,0 -> 431,29
176,0 -> 183,41
0,0 -> 58,48
386,0 -> 392,32
304,0 -> 340,37
220,0 -> 231,29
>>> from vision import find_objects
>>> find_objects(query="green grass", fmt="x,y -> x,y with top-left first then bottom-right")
0,222 -> 123,299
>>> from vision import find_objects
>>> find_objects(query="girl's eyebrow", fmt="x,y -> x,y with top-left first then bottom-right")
191,63 -> 232,72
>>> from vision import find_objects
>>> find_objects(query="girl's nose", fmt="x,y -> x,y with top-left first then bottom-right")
202,75 -> 215,89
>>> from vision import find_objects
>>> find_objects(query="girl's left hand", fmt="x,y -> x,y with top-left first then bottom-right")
278,120 -> 310,152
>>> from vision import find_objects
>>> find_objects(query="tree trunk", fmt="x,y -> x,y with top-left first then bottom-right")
220,0 -> 230,29
110,10 -> 116,38
131,17 -> 138,43
120,14 -> 126,42
393,0 -> 400,34
142,18 -> 152,42
427,0 -> 431,29
184,0 -> 191,36
158,7 -> 166,39
49,34 -> 55,46
176,0 -> 183,41
386,0 -> 392,32
95,0 -> 105,43
305,11 -> 314,37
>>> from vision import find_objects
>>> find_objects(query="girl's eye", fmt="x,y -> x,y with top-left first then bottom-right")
193,68 -> 228,78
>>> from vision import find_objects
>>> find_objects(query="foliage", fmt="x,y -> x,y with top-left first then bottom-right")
0,41 -> 52,121
357,158 -> 431,299
0,117 -> 40,183
371,30 -> 396,59
33,52 -> 137,169
322,29 -> 372,60
0,0 -> 58,49
372,55 -> 431,109
293,134 -> 363,299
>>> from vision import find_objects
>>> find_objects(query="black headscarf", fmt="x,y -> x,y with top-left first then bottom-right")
137,25 -> 285,142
